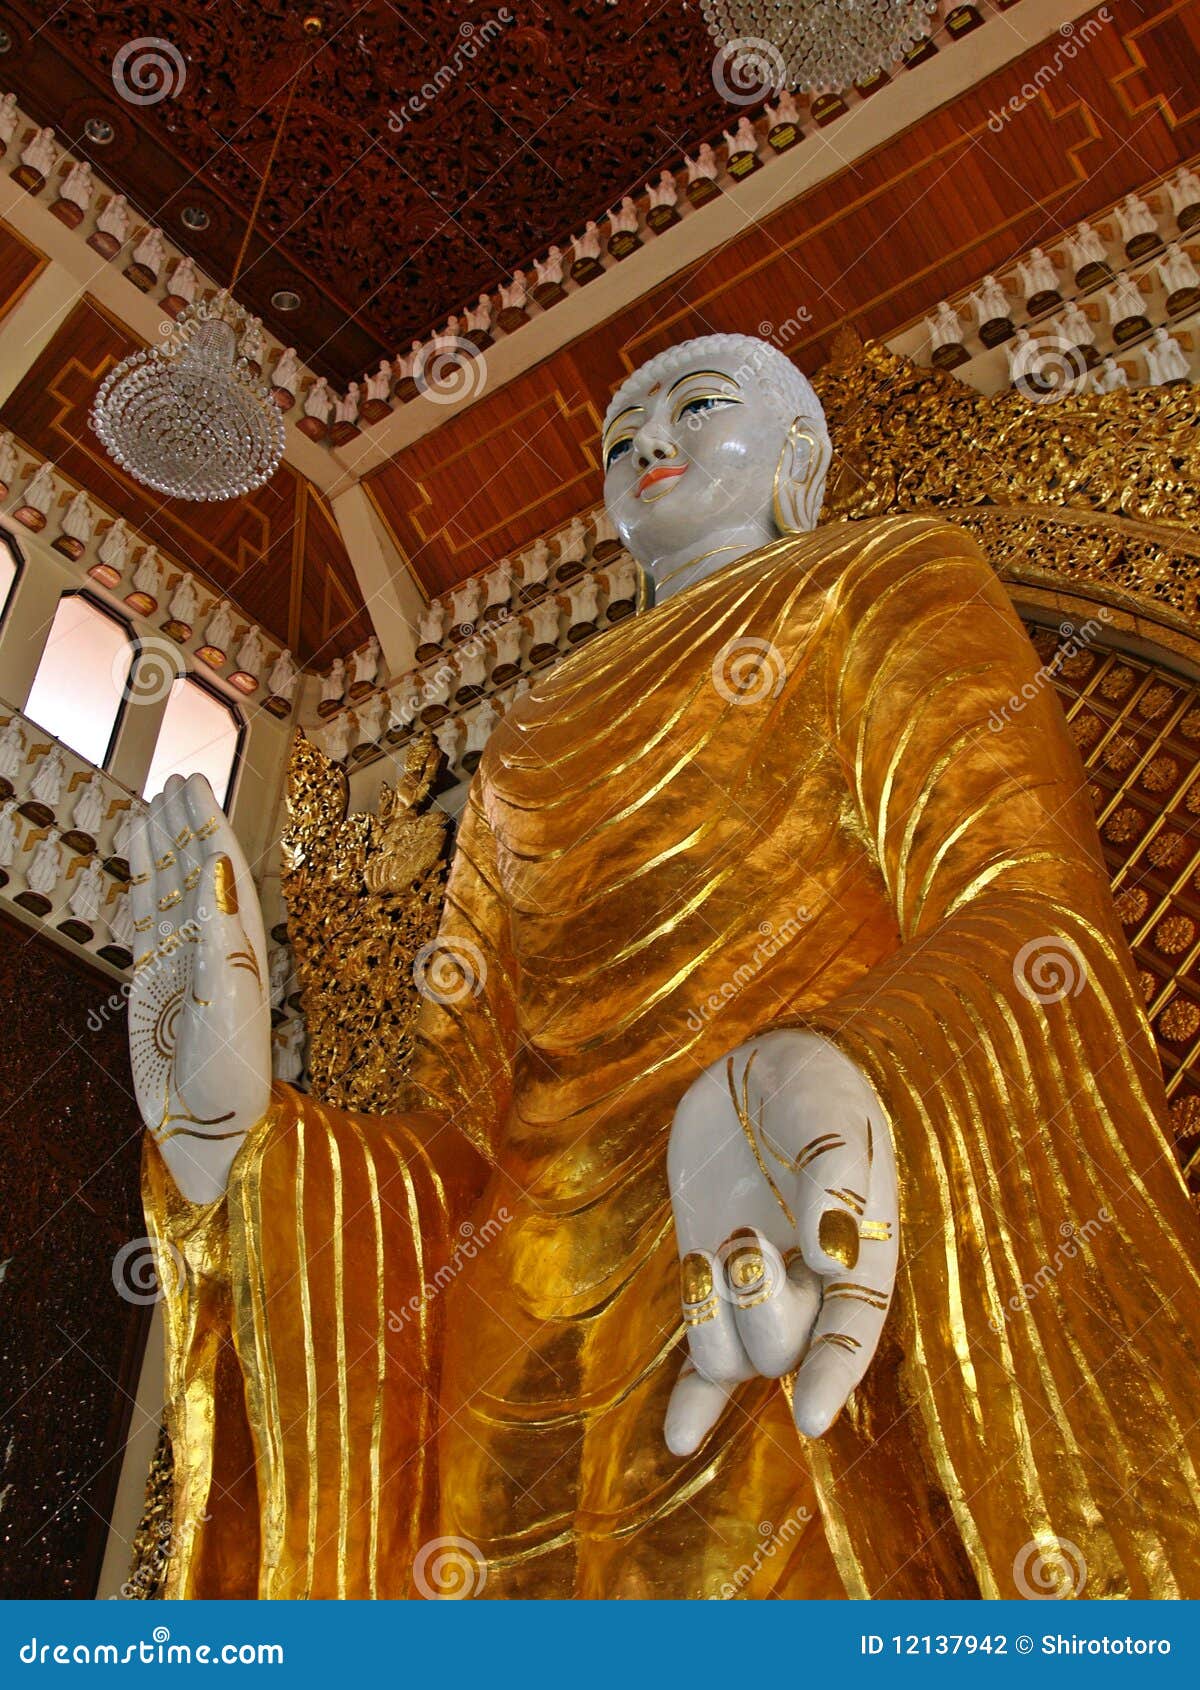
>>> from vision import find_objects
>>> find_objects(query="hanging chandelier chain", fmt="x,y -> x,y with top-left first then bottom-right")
228,39 -> 310,293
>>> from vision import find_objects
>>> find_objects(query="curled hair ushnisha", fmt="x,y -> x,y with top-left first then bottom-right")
603,334 -> 827,437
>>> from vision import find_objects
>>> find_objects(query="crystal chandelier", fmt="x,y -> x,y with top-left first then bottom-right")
91,18 -> 322,501
91,294 -> 285,500
702,0 -> 941,94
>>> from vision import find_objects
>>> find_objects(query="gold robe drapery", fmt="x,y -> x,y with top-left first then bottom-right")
146,515 -> 1200,1599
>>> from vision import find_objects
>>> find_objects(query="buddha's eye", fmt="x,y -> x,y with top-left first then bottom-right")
605,437 -> 634,471
677,393 -> 740,424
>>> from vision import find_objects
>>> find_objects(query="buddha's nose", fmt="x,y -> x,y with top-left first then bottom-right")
634,427 -> 679,470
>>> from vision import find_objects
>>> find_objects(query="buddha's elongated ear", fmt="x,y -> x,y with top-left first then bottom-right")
772,416 -> 832,535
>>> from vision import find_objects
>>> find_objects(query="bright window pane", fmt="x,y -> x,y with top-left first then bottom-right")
24,594 -> 132,768
0,539 -> 18,619
144,677 -> 240,807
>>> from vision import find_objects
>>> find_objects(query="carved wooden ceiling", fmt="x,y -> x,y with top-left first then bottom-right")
0,0 -> 758,382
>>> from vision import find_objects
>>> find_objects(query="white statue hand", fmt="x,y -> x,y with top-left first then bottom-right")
665,1029 -> 898,1454
127,773 -> 271,1205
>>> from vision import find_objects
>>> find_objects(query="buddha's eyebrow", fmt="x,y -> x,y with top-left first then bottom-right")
666,369 -> 741,397
603,405 -> 644,451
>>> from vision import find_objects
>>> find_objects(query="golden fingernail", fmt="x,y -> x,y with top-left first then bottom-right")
680,1251 -> 714,1305
213,854 -> 239,915
818,1208 -> 860,1269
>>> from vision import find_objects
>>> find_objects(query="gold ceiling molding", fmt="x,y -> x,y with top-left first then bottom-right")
815,331 -> 1200,647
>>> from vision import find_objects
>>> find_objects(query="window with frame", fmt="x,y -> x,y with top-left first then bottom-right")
22,590 -> 135,769
143,674 -> 243,809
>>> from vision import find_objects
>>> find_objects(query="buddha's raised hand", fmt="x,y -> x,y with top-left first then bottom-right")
127,773 -> 271,1204
665,1028 -> 899,1452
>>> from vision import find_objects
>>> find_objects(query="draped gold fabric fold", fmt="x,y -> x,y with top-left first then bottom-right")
143,515 -> 1200,1599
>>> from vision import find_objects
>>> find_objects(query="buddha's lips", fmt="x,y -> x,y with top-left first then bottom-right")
636,463 -> 688,498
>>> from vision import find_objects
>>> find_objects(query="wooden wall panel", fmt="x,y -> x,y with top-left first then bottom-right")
0,218 -> 46,326
367,0 -> 1200,596
0,298 -> 372,660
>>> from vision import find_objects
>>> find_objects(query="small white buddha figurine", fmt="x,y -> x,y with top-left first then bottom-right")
19,126 -> 56,181
273,1017 -> 305,1084
58,159 -> 94,214
572,221 -> 602,265
448,578 -> 482,632
395,340 -> 424,383
686,143 -> 720,186
420,662 -> 453,713
1144,326 -> 1191,385
534,246 -> 565,289
30,745 -> 66,809
204,599 -> 235,654
1157,241 -> 1200,298
26,827 -> 63,898
924,300 -> 964,351
1166,165 -> 1200,218
646,169 -> 678,210
166,256 -> 199,305
499,270 -> 528,312
566,572 -> 601,626
520,535 -> 551,588
112,803 -> 145,863
96,193 -> 131,245
168,573 -> 200,626
240,315 -> 265,368
1015,247 -> 1059,300
320,658 -> 345,705
1063,220 -> 1108,272
433,714 -> 462,770
130,226 -> 166,279
322,712 -> 354,763
600,552 -> 640,606
236,626 -> 265,678
1090,354 -> 1128,394
109,886 -> 135,952
1113,190 -> 1158,244
557,514 -> 588,566
268,648 -> 298,702
466,295 -> 493,337
454,640 -> 489,694
417,600 -> 447,649
132,546 -> 165,601
0,798 -> 19,869
463,697 -> 499,761
966,273 -> 1010,324
18,461 -> 56,523
96,518 -> 130,576
1104,275 -> 1146,324
766,88 -> 802,128
484,561 -> 513,614
68,857 -> 105,925
591,506 -> 619,551
388,674 -> 420,733
303,377 -> 333,425
1004,328 -> 1038,385
365,360 -> 392,404
526,595 -> 563,648
1056,300 -> 1095,351
60,490 -> 94,547
268,943 -> 293,1011
0,429 -> 17,492
72,778 -> 105,840
357,691 -> 389,744
490,617 -> 524,671
0,92 -> 19,151
272,347 -> 301,400
0,717 -> 24,783
723,116 -> 758,158
334,383 -> 361,428
610,196 -> 640,236
349,635 -> 381,691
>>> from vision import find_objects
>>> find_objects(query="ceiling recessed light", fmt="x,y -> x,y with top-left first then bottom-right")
181,204 -> 210,230
84,116 -> 115,144
271,288 -> 302,312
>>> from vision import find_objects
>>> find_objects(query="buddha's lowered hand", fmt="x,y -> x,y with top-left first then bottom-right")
665,1029 -> 899,1452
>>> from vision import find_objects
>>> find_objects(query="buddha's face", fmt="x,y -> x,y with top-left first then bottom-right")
602,351 -> 785,571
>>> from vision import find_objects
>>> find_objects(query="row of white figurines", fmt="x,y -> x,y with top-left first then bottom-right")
0,800 -> 134,943
0,447 -> 301,701
319,672 -> 531,773
925,181 -> 1200,348
0,714 -> 143,851
1006,324 -> 1193,394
